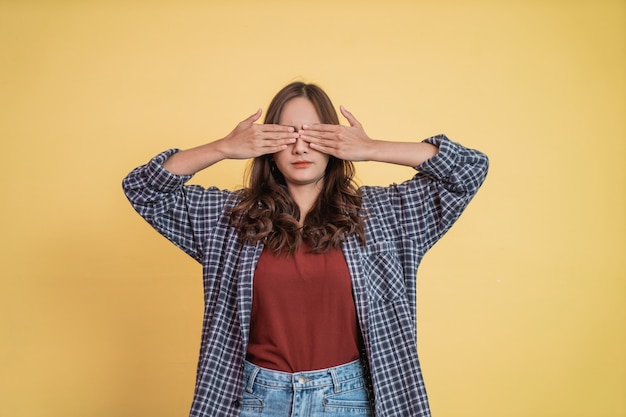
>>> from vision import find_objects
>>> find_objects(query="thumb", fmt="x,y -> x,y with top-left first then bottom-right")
243,108 -> 263,124
340,105 -> 361,128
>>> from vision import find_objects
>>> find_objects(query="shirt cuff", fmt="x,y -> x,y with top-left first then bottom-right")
416,134 -> 459,180
144,149 -> 193,192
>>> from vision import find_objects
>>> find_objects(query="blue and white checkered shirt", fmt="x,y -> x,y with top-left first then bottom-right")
123,134 -> 488,417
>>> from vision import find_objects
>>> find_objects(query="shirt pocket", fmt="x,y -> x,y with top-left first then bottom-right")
362,241 -> 406,303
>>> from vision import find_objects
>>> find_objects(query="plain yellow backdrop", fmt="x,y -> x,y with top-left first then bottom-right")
1,1 -> 624,416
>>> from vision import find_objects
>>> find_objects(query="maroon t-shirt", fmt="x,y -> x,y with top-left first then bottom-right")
245,242 -> 361,372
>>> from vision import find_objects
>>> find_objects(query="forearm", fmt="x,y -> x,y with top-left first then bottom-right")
365,140 -> 439,167
161,139 -> 228,176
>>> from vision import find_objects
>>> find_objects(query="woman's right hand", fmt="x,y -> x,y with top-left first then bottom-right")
218,109 -> 298,159
162,109 -> 298,175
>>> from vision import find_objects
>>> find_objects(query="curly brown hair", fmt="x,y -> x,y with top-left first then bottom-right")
230,82 -> 366,254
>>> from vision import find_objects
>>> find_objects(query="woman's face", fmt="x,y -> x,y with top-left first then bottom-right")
273,97 -> 330,191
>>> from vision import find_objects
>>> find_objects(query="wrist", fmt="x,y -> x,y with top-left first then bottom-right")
363,139 -> 383,162
211,138 -> 231,160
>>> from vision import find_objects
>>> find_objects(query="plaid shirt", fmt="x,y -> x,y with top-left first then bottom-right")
123,135 -> 488,417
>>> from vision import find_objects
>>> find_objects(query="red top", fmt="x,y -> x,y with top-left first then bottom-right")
245,242 -> 361,372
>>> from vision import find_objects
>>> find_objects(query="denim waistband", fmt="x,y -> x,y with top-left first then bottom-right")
244,359 -> 367,392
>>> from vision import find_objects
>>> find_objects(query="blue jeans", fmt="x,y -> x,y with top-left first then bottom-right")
240,359 -> 374,417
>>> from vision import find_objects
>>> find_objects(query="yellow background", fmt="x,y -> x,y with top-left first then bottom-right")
1,1 -> 624,416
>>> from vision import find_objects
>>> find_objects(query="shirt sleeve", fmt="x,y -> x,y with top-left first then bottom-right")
367,134 -> 489,255
122,149 -> 233,263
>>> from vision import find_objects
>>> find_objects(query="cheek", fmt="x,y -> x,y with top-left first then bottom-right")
273,148 -> 287,159
272,151 -> 289,168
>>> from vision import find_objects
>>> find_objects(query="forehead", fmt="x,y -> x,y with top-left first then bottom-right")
279,97 -> 321,125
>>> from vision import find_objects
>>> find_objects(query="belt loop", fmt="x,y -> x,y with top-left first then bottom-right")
246,365 -> 260,393
330,367 -> 341,394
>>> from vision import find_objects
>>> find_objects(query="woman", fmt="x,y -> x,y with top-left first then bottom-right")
123,82 -> 489,417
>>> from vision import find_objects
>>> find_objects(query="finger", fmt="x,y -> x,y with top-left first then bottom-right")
300,131 -> 336,142
242,108 -> 263,124
340,105 -> 362,128
301,123 -> 339,132
303,136 -> 338,150
256,127 -> 298,141
265,132 -> 298,142
262,143 -> 295,154
307,141 -> 337,156
260,124 -> 296,133
260,140 -> 296,151
257,134 -> 298,146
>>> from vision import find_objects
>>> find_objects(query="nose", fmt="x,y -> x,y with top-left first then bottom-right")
292,136 -> 308,154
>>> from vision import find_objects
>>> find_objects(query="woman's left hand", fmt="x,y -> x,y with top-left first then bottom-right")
300,106 -> 374,161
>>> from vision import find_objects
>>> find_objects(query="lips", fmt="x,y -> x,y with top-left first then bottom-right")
292,161 -> 312,168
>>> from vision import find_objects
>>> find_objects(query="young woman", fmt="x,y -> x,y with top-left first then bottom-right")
123,82 -> 489,417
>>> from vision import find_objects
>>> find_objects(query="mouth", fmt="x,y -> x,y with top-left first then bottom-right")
292,161 -> 312,168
